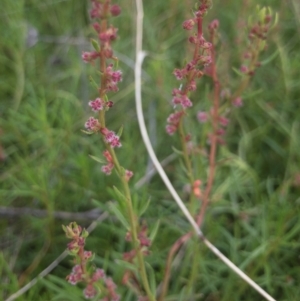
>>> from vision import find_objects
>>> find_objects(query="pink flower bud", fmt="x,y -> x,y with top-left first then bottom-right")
240,65 -> 248,73
197,111 -> 208,123
110,4 -> 121,16
232,97 -> 243,107
83,284 -> 97,299
92,22 -> 101,33
219,116 -> 229,127
183,19 -> 195,30
208,19 -> 219,30
125,170 -> 134,181
264,15 -> 272,24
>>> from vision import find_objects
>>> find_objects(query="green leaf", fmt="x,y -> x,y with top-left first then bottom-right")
171,146 -> 183,155
115,259 -> 138,272
149,220 -> 160,242
113,186 -> 127,203
117,124 -> 124,138
89,75 -> 99,91
89,154 -> 105,164
146,262 -> 157,296
139,198 -> 151,216
108,202 -> 129,229
81,228 -> 89,238
81,129 -> 94,135
232,67 -> 245,77
260,49 -> 279,66
91,38 -> 100,52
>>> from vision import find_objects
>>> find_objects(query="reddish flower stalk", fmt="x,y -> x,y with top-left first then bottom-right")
63,222 -> 120,300
196,17 -> 220,226
166,1 -> 214,214
76,1 -> 155,300
161,3 -> 277,299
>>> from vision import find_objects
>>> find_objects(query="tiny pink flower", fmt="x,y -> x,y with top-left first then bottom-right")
208,19 -> 219,31
167,111 -> 184,124
183,19 -> 195,30
243,52 -> 252,59
216,128 -> 226,136
93,22 -> 101,33
166,124 -> 177,135
67,265 -> 83,285
181,95 -> 192,108
84,251 -> 93,260
89,98 -> 105,112
111,70 -> 122,82
72,265 -> 83,274
99,26 -> 118,42
219,116 -> 229,127
198,55 -> 212,66
232,97 -> 243,107
173,68 -> 186,80
172,96 -> 182,105
189,35 -> 198,44
187,79 -> 197,91
105,277 -> 117,290
197,111 -> 208,123
78,236 -> 85,247
110,4 -> 121,16
240,65 -> 248,73
102,129 -> 122,148
82,51 -> 98,63
67,273 -> 80,285
172,94 -> 192,108
186,60 -> 196,71
85,117 -> 100,131
264,15 -> 272,24
92,268 -> 105,282
83,284 -> 97,299
103,150 -> 113,163
90,1 -> 105,19
220,88 -> 231,99
110,136 -> 122,148
105,65 -> 122,91
101,163 -> 114,175
125,170 -> 134,181
199,37 -> 212,49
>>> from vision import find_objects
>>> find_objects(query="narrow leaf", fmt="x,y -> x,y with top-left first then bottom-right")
91,38 -> 100,52
89,154 -> 105,164
109,202 -> 129,229
149,220 -> 160,242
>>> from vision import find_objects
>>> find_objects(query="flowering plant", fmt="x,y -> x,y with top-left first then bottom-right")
62,1 -> 277,301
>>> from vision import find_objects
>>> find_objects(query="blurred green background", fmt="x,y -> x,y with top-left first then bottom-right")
0,0 -> 300,300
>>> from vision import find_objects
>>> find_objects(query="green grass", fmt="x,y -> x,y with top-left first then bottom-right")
1,0 -> 300,300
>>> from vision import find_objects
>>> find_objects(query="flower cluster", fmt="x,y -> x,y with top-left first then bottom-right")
166,0 -> 213,135
237,7 -> 275,79
123,225 -> 151,262
166,111 -> 184,135
89,98 -> 106,112
83,0 -> 123,145
101,150 -> 114,175
105,64 -> 123,92
63,222 -> 120,301
100,127 -> 122,148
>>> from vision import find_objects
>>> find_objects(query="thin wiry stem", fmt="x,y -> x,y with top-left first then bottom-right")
134,0 -> 276,300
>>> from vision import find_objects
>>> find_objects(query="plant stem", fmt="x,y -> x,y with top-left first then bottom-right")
196,29 -> 220,226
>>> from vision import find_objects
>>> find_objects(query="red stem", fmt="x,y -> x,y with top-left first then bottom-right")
196,29 -> 220,226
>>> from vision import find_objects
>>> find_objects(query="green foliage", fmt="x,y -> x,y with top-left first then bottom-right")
1,0 -> 300,301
